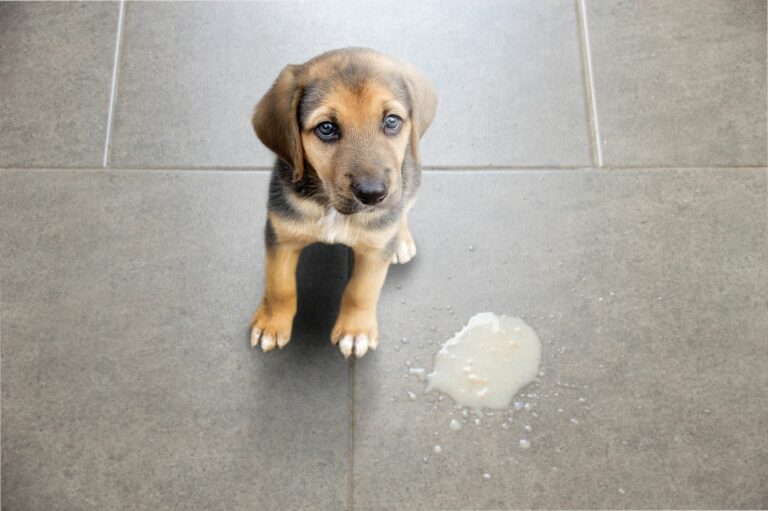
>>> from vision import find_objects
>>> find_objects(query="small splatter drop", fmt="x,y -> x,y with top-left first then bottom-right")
524,425 -> 533,433
449,419 -> 462,431
433,445 -> 442,454
407,391 -> 417,401
618,488 -> 626,495
519,438 -> 531,449
408,368 -> 427,381
482,473 -> 492,481
468,245 -> 475,252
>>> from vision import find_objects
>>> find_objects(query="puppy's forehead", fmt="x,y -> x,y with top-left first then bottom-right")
298,55 -> 410,126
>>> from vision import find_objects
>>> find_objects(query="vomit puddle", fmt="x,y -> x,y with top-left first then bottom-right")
425,312 -> 542,410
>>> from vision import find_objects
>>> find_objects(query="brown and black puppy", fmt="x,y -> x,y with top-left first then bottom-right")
250,47 -> 437,358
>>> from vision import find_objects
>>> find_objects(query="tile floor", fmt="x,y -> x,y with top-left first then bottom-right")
1,1 -> 766,510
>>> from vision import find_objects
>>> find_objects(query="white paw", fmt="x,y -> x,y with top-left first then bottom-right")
251,327 -> 289,352
391,239 -> 417,265
337,334 -> 377,359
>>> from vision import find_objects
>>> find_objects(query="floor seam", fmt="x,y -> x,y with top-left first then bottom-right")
347,356 -> 355,511
2,166 -> 766,173
575,0 -> 603,168
102,0 -> 126,168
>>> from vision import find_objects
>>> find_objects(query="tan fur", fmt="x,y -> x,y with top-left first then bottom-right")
298,84 -> 410,214
250,241 -> 304,351
250,48 -> 437,357
331,245 -> 390,345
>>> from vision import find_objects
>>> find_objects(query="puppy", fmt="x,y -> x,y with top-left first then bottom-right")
250,47 -> 437,358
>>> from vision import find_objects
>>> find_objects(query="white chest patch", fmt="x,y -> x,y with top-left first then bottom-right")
318,209 -> 352,244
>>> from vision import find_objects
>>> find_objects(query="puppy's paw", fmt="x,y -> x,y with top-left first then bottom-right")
250,306 -> 294,352
331,309 -> 379,358
391,232 -> 417,265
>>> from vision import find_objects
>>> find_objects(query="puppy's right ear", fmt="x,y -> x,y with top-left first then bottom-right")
252,64 -> 305,181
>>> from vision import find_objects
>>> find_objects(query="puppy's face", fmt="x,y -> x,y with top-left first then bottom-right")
299,77 -> 411,214
253,49 -> 437,215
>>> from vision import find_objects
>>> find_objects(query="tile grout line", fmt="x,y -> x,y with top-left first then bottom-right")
0,283 -> 2,504
3,165 -> 767,173
102,0 -> 126,168
575,0 -> 604,168
347,358 -> 355,511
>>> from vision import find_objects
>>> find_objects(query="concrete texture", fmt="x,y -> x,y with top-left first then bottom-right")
354,170 -> 768,509
586,0 -> 768,167
1,1 -> 767,509
109,0 -> 591,168
0,2 -> 119,168
0,171 -> 350,511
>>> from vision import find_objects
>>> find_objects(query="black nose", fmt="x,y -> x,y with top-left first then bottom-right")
351,180 -> 388,205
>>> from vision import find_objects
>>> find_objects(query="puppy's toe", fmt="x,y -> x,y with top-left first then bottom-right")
354,335 -> 369,358
336,334 -> 377,359
250,327 -> 262,348
250,306 -> 294,352
339,335 -> 354,359
393,239 -> 417,265
332,309 -> 379,358
260,332 -> 277,352
277,334 -> 291,349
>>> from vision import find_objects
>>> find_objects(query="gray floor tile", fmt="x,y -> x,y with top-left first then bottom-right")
110,1 -> 591,169
353,169 -> 768,509
586,0 -> 767,167
0,170 -> 350,510
0,2 -> 119,168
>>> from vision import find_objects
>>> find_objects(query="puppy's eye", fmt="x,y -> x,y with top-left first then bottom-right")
315,122 -> 339,142
383,114 -> 402,135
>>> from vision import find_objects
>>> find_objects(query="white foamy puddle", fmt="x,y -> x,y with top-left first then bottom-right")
425,313 -> 542,410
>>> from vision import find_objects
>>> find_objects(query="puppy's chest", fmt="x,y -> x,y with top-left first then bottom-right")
316,209 -> 357,245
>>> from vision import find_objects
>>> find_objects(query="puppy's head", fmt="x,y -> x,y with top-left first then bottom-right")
253,48 -> 437,215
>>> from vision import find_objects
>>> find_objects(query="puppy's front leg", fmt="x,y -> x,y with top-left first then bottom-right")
332,245 -> 391,358
251,235 -> 304,352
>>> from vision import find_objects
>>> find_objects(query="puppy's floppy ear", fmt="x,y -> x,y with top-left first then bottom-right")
252,64 -> 305,181
403,65 -> 437,163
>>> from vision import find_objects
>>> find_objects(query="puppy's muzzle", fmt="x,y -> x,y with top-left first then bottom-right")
351,179 -> 388,206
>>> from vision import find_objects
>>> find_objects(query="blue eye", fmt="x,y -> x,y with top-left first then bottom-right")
315,122 -> 339,141
383,115 -> 402,135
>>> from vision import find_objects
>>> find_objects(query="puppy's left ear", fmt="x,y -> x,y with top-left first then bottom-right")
252,64 -> 305,181
403,66 -> 438,163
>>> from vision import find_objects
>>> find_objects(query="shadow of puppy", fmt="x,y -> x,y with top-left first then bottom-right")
291,243 -> 351,351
